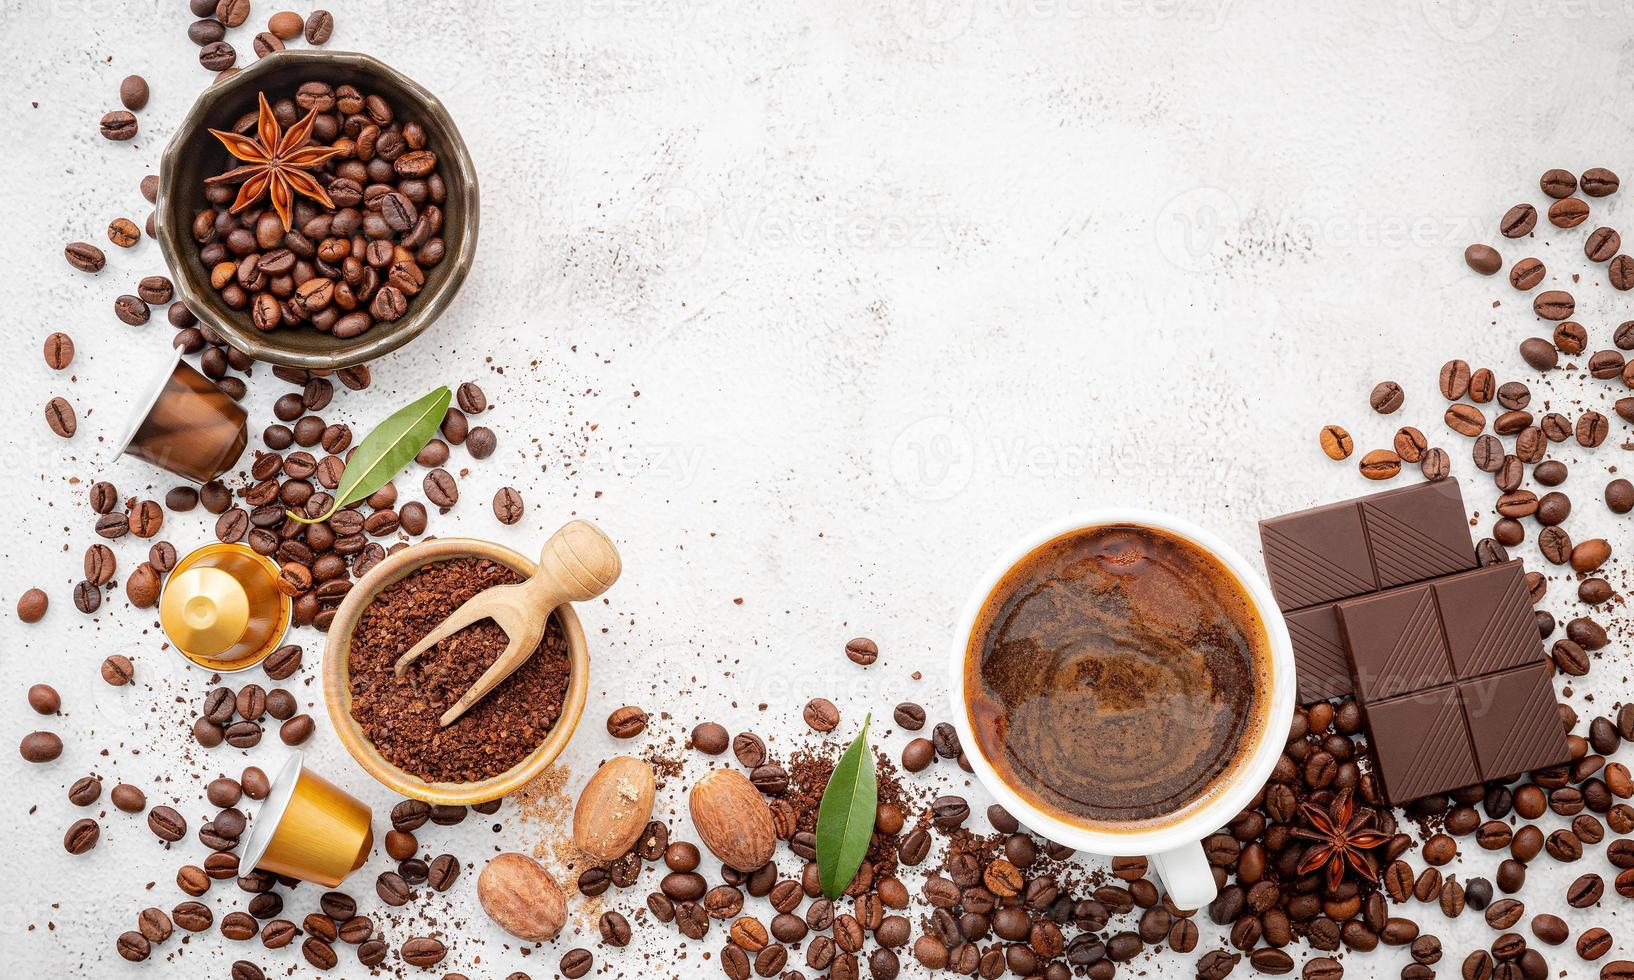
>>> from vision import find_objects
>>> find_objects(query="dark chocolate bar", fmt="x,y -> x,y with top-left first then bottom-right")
1259,480 -> 1476,703
1334,561 -> 1568,803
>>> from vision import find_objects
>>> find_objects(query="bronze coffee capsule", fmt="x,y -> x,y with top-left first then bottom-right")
240,753 -> 373,888
119,352 -> 248,483
160,543 -> 291,672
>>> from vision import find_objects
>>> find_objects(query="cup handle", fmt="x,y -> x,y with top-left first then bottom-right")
1150,841 -> 1217,910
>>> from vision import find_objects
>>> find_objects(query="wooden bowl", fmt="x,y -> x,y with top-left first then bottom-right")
155,49 -> 479,370
321,538 -> 588,805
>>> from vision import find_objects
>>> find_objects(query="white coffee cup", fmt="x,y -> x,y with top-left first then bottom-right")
947,509 -> 1296,909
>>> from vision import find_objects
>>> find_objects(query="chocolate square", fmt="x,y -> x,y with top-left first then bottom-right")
1285,605 -> 1353,704
1434,561 -> 1544,678
1259,480 -> 1476,704
1363,685 -> 1481,804
1337,584 -> 1455,701
1460,661 -> 1571,782
1260,501 -> 1375,612
1361,480 -> 1477,588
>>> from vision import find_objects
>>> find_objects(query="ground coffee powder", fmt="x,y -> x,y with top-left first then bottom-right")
349,557 -> 569,783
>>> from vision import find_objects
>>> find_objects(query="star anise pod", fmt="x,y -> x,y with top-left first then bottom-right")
206,92 -> 344,232
1289,789 -> 1390,892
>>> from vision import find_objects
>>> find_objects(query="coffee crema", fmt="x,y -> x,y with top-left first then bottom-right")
965,524 -> 1272,831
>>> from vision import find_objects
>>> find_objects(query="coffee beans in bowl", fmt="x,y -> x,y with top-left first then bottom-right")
323,538 -> 589,804
156,50 -> 477,369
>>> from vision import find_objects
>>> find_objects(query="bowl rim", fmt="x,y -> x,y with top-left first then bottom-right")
155,49 -> 480,370
321,537 -> 589,805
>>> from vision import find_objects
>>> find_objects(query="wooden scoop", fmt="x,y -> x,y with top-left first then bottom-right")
394,520 -> 621,727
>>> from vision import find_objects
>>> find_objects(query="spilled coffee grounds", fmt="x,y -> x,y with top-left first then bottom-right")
349,557 -> 569,783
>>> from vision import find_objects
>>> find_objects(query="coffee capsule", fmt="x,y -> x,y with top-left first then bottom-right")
241,753 -> 373,888
160,543 -> 291,672
119,351 -> 248,483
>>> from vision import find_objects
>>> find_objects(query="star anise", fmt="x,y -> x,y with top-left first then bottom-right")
206,92 -> 344,232
1289,789 -> 1390,891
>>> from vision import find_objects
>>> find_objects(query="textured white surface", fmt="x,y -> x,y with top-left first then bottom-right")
3,0 -> 1634,976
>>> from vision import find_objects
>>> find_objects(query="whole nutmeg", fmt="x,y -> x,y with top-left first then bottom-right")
572,756 -> 656,862
477,852 -> 566,941
689,768 -> 777,872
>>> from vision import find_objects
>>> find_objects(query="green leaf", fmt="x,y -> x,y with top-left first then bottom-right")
816,713 -> 875,899
286,385 -> 452,525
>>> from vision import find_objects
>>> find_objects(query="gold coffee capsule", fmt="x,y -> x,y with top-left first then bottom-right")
119,351 -> 248,484
160,543 -> 291,672
241,753 -> 373,888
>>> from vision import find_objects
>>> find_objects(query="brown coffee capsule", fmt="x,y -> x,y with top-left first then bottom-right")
119,353 -> 248,484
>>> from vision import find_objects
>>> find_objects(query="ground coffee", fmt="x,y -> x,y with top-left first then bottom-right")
349,557 -> 569,782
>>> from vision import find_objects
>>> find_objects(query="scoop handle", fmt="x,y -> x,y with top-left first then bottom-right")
527,520 -> 622,608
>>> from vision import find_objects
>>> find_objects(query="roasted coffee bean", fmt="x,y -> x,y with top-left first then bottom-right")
1371,380 -> 1405,414
606,705 -> 648,738
1581,167 -> 1620,195
1502,203 -> 1538,237
62,816 -> 100,854
1519,338 -> 1559,370
1510,257 -> 1545,290
1613,255 -> 1634,290
100,109 -> 138,140
138,275 -> 173,305
1498,859 -> 1527,892
276,713 -> 312,745
454,381 -> 487,414
424,468 -> 457,507
932,795 -> 971,829
1569,873 -> 1605,908
398,934 -> 444,966
1319,424 -> 1353,460
262,643 -> 301,680
375,870 -> 411,906
1578,928 -> 1613,960
199,40 -> 236,70
750,763 -> 788,794
1541,168 -> 1578,197
1486,899 -> 1524,929
1197,949 -> 1240,980
901,737 -> 934,772
114,293 -> 151,325
735,728 -> 764,764
1589,227 -> 1623,262
465,426 -> 496,458
99,654 -> 134,687
1551,197 -> 1591,227
598,910 -> 632,947
1392,426 -> 1428,463
1466,244 -> 1502,274
1446,402 -> 1486,436
172,901 -> 212,933
1359,448 -> 1401,480
803,697 -> 840,732
493,486 -> 524,524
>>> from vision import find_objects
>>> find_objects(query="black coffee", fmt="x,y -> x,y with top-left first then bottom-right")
965,524 -> 1271,829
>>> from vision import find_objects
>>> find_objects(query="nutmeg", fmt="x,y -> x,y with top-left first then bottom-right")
689,768 -> 777,872
476,852 -> 566,941
572,755 -> 656,862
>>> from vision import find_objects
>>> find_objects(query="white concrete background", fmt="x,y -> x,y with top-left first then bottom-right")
2,0 -> 1633,976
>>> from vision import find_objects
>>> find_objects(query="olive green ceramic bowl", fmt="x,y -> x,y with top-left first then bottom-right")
155,50 -> 479,370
